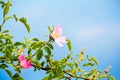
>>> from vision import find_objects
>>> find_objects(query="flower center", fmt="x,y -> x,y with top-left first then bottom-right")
55,32 -> 60,38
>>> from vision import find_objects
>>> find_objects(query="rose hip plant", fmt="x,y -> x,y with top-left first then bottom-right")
0,0 -> 115,80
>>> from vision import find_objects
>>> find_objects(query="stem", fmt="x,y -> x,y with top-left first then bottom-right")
32,64 -> 92,80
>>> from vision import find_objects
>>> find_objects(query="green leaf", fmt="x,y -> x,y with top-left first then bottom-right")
42,76 -> 49,80
19,17 -> 30,33
12,73 -> 19,79
47,26 -> 51,32
13,14 -> 18,21
5,69 -> 12,78
44,47 -> 51,55
87,55 -> 91,61
32,38 -> 39,42
3,0 -> 11,17
31,41 -> 43,49
0,64 -> 8,69
88,68 -> 96,75
109,76 -> 115,80
41,61 -> 45,67
46,42 -> 53,50
15,66 -> 21,73
4,16 -> 12,22
48,74 -> 52,80
2,30 -> 9,33
91,56 -> 98,65
36,49 -> 43,60
14,42 -> 23,46
67,63 -> 73,69
12,73 -> 24,80
0,1 -> 5,8
83,62 -> 95,67
67,39 -> 72,51
74,59 -> 78,68
31,59 -> 41,68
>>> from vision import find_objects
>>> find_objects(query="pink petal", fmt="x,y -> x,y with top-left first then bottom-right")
51,31 -> 56,39
18,54 -> 25,62
20,60 -> 31,69
20,60 -> 26,68
59,36 -> 67,43
55,39 -> 63,47
26,60 -> 32,67
54,25 -> 63,35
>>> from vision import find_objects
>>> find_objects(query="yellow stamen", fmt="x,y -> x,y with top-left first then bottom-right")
55,32 -> 60,38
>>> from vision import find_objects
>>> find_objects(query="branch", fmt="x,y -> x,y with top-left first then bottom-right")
63,70 -> 91,80
33,65 -> 92,80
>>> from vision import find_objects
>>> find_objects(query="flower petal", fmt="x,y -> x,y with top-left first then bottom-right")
55,39 -> 63,47
18,54 -> 25,62
54,25 -> 63,35
59,36 -> 67,43
51,31 -> 56,39
20,60 -> 31,69
26,60 -> 32,68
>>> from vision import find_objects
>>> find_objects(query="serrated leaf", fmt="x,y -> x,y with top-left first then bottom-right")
5,69 -> 12,78
36,49 -> 43,60
44,47 -> 51,55
19,17 -> 30,33
67,39 -> 72,51
91,56 -> 98,65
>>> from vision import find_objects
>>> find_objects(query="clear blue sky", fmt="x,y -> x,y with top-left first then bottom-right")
0,0 -> 120,80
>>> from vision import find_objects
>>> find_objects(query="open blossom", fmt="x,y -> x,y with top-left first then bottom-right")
18,54 -> 32,69
51,25 -> 67,47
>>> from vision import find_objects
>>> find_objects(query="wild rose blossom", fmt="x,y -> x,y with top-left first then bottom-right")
51,25 -> 67,47
18,54 -> 32,69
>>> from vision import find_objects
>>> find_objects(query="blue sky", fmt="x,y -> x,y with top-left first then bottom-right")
0,0 -> 120,80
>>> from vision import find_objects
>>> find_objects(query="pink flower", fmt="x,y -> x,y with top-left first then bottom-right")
51,25 -> 67,47
18,54 -> 32,69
